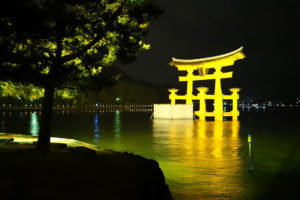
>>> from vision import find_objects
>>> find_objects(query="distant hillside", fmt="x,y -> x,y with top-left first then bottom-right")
77,73 -> 170,105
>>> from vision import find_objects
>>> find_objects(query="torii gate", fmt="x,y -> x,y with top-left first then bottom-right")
168,47 -> 245,121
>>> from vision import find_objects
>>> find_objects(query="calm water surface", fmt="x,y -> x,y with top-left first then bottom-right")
1,110 -> 300,200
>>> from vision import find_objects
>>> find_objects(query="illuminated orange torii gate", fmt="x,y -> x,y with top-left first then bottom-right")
168,47 -> 245,121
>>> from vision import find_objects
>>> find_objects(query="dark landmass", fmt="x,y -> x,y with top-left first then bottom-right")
0,136 -> 172,200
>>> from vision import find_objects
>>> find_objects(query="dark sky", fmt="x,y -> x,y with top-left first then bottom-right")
119,0 -> 300,102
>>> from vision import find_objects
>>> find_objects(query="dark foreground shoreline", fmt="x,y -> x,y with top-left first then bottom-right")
0,135 -> 172,200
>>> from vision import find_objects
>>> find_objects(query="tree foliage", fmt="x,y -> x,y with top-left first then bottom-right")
0,81 -> 77,101
0,81 -> 43,100
0,0 -> 160,86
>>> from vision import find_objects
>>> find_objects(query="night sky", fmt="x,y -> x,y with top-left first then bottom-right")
119,0 -> 300,102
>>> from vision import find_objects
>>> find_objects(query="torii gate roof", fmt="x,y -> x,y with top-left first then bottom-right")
169,46 -> 245,68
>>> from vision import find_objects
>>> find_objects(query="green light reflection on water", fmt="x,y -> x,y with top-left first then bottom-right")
113,111 -> 122,150
114,111 -> 121,137
30,112 -> 39,136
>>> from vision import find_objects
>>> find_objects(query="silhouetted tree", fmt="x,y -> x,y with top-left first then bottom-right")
0,0 -> 160,152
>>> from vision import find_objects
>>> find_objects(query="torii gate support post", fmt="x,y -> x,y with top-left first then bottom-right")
196,87 -> 209,120
214,66 -> 224,120
230,88 -> 241,120
168,89 -> 179,105
185,68 -> 194,105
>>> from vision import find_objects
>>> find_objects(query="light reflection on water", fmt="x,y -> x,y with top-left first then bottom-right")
30,112 -> 39,136
152,120 -> 245,199
7,112 -> 295,199
114,111 -> 121,137
0,112 -> 246,199
1,111 -> 300,199
0,111 -> 248,199
94,113 -> 100,141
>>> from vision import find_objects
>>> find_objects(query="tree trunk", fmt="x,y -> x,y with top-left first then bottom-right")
36,82 -> 55,153
36,23 -> 63,152
81,93 -> 85,105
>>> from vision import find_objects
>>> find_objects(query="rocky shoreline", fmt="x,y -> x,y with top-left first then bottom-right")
0,134 -> 172,200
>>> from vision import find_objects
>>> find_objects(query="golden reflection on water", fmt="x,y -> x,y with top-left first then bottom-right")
153,120 -> 245,200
